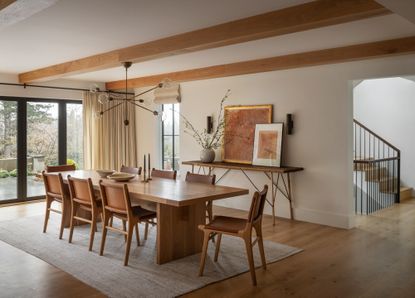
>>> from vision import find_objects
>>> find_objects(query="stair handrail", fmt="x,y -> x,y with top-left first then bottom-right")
353,119 -> 400,154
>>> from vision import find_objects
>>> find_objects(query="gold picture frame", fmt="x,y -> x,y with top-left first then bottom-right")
223,104 -> 272,164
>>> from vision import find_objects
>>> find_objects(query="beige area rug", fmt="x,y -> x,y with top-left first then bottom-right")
0,214 -> 302,298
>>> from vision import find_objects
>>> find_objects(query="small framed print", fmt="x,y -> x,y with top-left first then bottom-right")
252,123 -> 284,167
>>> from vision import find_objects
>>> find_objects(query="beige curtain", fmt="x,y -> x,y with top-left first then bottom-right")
83,92 -> 138,170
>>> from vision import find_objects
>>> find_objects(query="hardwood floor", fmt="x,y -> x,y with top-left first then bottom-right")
1,199 -> 414,297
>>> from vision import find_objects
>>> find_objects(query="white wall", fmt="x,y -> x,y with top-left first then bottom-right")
0,73 -> 103,100
354,77 -> 415,192
134,54 -> 415,229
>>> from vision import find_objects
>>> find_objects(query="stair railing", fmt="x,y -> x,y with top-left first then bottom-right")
353,119 -> 401,214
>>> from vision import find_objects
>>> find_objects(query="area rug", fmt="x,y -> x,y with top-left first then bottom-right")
0,215 -> 302,298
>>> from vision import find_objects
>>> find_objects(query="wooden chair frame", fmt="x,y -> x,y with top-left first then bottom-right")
151,168 -> 177,180
45,164 -> 76,173
99,181 -> 155,266
185,171 -> 216,223
67,176 -> 102,251
42,171 -> 68,239
198,185 -> 268,286
120,165 -> 142,175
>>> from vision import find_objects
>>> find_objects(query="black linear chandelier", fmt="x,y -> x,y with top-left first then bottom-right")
93,61 -> 163,126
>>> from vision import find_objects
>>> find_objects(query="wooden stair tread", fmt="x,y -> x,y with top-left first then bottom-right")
400,187 -> 413,201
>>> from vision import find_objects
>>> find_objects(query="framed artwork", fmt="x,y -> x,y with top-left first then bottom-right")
252,123 -> 284,167
223,105 -> 272,164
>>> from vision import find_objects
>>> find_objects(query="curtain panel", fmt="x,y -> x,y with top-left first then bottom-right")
83,92 -> 138,170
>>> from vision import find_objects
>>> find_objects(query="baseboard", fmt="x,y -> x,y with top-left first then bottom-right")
293,207 -> 355,229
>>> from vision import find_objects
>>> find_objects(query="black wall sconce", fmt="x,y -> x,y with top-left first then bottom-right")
207,116 -> 213,134
287,113 -> 294,135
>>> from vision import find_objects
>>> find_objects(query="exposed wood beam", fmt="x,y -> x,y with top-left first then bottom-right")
18,0 -> 390,83
106,36 -> 415,90
0,0 -> 16,11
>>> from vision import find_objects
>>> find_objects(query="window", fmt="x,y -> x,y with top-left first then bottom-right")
161,103 -> 180,170
66,103 -> 84,169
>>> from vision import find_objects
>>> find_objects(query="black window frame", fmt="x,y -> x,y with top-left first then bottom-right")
0,95 -> 82,204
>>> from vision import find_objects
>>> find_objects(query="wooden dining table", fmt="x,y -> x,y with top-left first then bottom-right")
57,170 -> 248,264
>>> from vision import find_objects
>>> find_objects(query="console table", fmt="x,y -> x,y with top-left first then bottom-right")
182,161 -> 304,225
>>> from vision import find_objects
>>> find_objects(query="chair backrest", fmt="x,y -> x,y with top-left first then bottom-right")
120,165 -> 142,175
185,171 -> 216,185
42,171 -> 65,199
46,164 -> 76,173
99,181 -> 132,216
151,168 -> 177,180
248,185 -> 269,224
67,176 -> 95,206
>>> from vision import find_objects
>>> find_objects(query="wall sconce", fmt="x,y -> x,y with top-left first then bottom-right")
207,116 -> 213,134
287,113 -> 294,135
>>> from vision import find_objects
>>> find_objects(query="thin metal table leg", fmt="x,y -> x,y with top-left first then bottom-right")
271,172 -> 276,226
287,173 -> 294,220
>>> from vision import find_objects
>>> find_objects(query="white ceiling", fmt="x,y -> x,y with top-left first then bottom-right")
0,0 -> 415,83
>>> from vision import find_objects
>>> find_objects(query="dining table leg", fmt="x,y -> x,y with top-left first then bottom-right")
156,202 -> 205,264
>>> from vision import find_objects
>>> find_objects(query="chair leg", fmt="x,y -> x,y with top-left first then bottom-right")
100,212 -> 110,256
68,202 -> 76,243
243,236 -> 257,286
214,233 -> 222,262
109,216 -> 113,227
124,222 -> 134,266
198,231 -> 210,276
144,222 -> 149,240
89,215 -> 97,251
122,220 -> 127,242
255,225 -> 267,270
59,200 -> 65,240
135,223 -> 140,246
43,198 -> 51,233
206,201 -> 213,223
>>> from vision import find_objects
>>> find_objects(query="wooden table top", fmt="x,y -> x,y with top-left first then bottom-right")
182,160 -> 304,173
58,170 -> 248,207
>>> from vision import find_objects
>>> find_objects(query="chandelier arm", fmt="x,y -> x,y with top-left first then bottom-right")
101,101 -> 125,114
129,101 -> 158,114
110,98 -> 128,102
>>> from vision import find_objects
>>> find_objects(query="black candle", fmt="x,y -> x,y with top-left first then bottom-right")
143,154 -> 146,180
148,153 -> 151,176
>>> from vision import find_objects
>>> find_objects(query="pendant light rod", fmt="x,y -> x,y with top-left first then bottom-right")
0,81 -> 134,95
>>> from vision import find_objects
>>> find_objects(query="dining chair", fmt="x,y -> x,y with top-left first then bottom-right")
42,171 -> 70,239
185,171 -> 216,223
45,164 -> 76,172
120,165 -> 142,175
151,168 -> 177,180
67,176 -> 103,251
99,181 -> 157,266
198,185 -> 269,286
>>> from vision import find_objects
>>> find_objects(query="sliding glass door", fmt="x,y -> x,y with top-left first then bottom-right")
0,100 -> 18,201
27,102 -> 59,197
0,97 -> 82,204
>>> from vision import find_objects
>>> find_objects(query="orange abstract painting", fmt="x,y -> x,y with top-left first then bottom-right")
223,105 -> 272,164
252,123 -> 283,167
257,131 -> 278,159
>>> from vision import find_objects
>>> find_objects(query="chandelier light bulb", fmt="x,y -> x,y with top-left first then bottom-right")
94,110 -> 103,119
98,93 -> 109,105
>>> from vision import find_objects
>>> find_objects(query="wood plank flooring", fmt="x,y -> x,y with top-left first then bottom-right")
1,199 -> 414,297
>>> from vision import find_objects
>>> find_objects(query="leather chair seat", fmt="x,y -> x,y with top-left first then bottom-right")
205,215 -> 248,233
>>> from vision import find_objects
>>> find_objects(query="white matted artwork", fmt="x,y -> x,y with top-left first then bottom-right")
252,123 -> 284,167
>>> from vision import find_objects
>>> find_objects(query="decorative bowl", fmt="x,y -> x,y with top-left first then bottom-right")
107,172 -> 136,182
96,169 -> 116,178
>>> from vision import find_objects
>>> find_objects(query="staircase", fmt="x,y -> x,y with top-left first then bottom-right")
353,120 -> 410,215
